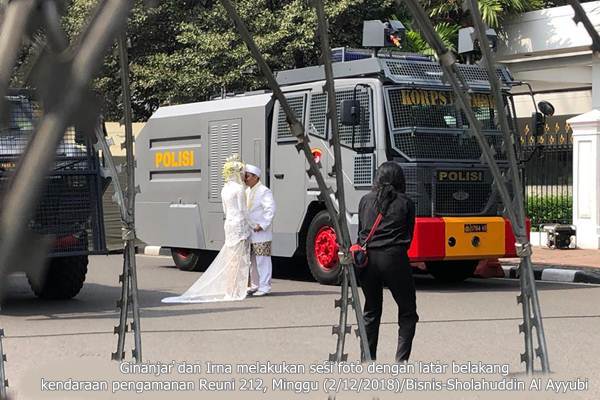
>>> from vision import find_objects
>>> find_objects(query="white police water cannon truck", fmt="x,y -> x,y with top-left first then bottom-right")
135,20 -> 554,283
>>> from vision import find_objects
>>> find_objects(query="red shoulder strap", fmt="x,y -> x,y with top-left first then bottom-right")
364,213 -> 383,244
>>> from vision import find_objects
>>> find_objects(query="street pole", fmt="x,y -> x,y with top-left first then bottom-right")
0,329 -> 7,399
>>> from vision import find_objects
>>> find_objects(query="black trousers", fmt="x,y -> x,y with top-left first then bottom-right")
358,246 -> 418,362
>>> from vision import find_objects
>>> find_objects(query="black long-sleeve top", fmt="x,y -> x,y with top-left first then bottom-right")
357,190 -> 416,249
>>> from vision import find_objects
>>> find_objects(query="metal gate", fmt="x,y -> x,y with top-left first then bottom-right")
518,114 -> 574,229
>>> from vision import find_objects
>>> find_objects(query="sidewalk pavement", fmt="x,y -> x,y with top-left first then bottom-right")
500,246 -> 600,284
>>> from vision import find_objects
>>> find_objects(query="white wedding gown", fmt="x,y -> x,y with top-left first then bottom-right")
162,179 -> 252,303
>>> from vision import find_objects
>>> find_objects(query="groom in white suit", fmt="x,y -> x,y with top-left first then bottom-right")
245,164 -> 276,296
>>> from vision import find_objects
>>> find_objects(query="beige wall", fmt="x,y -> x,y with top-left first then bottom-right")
497,2 -> 600,60
512,90 -> 592,118
104,122 -> 146,157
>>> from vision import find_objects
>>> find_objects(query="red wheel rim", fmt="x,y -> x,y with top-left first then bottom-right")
175,248 -> 190,260
314,226 -> 339,271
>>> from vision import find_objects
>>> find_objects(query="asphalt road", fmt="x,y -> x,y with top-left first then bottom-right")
1,254 -> 599,399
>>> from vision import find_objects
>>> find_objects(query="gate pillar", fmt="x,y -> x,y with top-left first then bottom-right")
568,110 -> 600,249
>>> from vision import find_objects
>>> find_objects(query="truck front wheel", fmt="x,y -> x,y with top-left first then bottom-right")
171,248 -> 201,271
306,210 -> 342,285
426,260 -> 478,283
27,256 -> 88,299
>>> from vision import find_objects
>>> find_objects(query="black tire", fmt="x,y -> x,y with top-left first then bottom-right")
27,256 -> 88,299
305,210 -> 342,285
426,260 -> 478,283
172,248 -> 201,271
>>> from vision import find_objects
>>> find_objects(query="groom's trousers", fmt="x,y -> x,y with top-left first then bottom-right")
250,242 -> 272,293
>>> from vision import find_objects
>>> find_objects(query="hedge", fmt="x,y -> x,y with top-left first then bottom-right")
526,195 -> 573,231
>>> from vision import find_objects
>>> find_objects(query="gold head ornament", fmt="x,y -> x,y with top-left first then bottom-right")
222,153 -> 245,181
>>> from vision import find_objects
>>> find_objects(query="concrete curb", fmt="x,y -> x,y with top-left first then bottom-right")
501,264 -> 600,284
136,245 -> 171,257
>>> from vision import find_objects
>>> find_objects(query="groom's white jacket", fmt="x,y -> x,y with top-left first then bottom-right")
246,183 -> 276,244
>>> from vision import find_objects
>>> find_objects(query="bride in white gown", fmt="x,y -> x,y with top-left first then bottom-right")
162,154 -> 252,303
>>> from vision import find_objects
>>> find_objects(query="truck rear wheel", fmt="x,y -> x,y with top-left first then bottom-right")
426,260 -> 478,283
306,210 -> 342,285
172,248 -> 201,271
27,256 -> 88,299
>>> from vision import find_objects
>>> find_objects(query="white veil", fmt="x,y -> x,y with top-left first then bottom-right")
223,154 -> 245,185
162,154 -> 252,303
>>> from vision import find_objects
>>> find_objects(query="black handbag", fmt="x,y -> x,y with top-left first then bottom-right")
350,213 -> 383,268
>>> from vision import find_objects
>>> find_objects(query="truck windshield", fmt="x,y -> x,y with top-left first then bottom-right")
384,87 -> 508,162
0,95 -> 87,160
385,87 -> 498,130
3,96 -> 35,135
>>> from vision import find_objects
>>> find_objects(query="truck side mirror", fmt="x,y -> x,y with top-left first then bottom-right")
341,99 -> 361,126
538,100 -> 555,117
531,101 -> 554,139
531,112 -> 545,139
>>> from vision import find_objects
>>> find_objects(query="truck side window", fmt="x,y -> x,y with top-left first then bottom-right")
308,92 -> 327,139
275,93 -> 307,142
6,97 -> 35,134
334,87 -> 373,148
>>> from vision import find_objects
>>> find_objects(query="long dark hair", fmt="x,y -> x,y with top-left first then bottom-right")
372,161 -> 406,214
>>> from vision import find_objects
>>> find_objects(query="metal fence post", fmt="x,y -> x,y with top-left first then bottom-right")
0,329 -> 7,399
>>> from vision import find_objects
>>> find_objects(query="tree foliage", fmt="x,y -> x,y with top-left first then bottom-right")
58,0 -> 561,121
63,0 -> 397,121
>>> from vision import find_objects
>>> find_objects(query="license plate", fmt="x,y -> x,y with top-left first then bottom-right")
464,224 -> 487,233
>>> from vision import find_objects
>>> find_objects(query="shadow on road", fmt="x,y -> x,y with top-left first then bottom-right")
3,288 -> 340,318
1,273 -> 265,319
165,254 -> 314,282
264,290 -> 338,297
272,256 -> 315,281
1,271 -> 334,320
25,305 -> 262,321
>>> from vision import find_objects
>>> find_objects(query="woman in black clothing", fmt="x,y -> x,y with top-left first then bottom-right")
357,161 -> 418,362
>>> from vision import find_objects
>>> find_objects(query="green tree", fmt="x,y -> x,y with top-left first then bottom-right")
57,0 -> 562,121
62,0 -> 398,121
